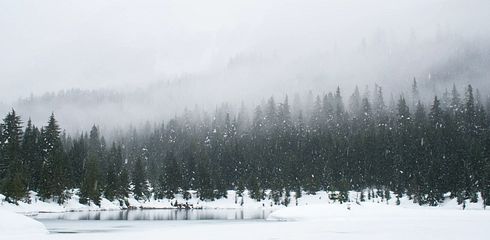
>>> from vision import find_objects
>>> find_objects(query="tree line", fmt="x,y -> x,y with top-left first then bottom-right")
1,82 -> 490,207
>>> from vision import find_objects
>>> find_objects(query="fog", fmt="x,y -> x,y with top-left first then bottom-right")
1,0 -> 489,133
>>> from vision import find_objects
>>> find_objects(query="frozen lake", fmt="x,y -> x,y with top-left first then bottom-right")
20,204 -> 490,240
33,208 -> 274,234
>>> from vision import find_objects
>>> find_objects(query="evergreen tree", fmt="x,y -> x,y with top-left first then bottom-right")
67,135 -> 87,189
349,86 -> 361,115
0,110 -> 26,203
104,143 -> 120,201
132,157 -> 149,200
2,84 -> 490,208
426,97 -> 445,205
79,126 -> 102,205
394,97 -> 412,197
39,113 -> 66,203
195,153 -> 214,200
118,165 -> 131,200
79,154 -> 101,205
411,78 -> 420,110
158,151 -> 181,199
450,83 -> 461,115
22,119 -> 42,191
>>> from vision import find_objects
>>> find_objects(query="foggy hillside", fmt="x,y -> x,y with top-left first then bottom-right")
1,0 -> 489,133
5,34 -> 490,133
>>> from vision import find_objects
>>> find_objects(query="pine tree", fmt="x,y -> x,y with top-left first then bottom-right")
334,87 -> 346,123
249,176 -> 265,201
411,101 -> 427,198
67,134 -> 87,189
426,97 -> 445,205
79,154 -> 101,205
85,126 -> 107,191
118,166 -> 131,200
464,85 -> 476,134
39,113 -> 67,203
373,85 -> 386,122
411,78 -> 420,110
79,125 -> 102,205
158,151 -> 181,199
132,157 -> 149,200
349,86 -> 361,115
463,85 -> 480,201
0,110 -> 26,203
394,97 -> 412,197
2,85 -> 490,208
104,143 -> 120,201
195,155 -> 213,200
450,83 -> 461,115
22,119 -> 42,191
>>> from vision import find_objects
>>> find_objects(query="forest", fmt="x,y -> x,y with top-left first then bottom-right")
1,81 -> 489,207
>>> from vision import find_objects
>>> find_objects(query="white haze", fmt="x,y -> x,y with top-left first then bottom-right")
0,0 -> 490,133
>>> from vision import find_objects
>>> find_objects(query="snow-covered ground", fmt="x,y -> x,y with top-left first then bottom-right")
16,203 -> 490,240
2,190 -> 487,214
1,191 -> 489,240
0,208 -> 48,240
1,190 -> 283,214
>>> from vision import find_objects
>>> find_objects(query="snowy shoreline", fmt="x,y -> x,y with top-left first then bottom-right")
2,190 -> 488,215
1,190 -> 282,214
0,208 -> 48,240
1,190 -> 489,240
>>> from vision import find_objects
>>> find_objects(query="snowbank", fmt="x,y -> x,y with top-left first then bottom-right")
0,208 -> 48,240
0,192 -> 121,214
129,190 -> 284,210
268,203 -> 356,221
1,190 -> 284,214
1,190 -> 488,214
42,202 -> 490,240
1,189 -> 488,240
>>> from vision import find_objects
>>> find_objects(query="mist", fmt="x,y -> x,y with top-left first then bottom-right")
1,0 -> 490,133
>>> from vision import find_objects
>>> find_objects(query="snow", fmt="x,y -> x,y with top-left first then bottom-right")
0,208 -> 48,240
39,203 -> 490,240
1,190 -> 489,240
1,190 -> 286,214
265,204 -> 490,240
0,191 -> 121,214
1,190 -> 487,214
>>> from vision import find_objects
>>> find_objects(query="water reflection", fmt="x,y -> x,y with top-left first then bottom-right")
34,208 -> 272,221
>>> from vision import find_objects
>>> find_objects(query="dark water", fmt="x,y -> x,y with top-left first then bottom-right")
33,208 -> 273,221
33,209 -> 274,234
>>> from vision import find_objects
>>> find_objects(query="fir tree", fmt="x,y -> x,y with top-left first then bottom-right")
0,110 -> 26,203
104,143 -> 120,201
1,85 -> 490,208
132,157 -> 149,200
79,154 -> 101,205
195,156 -> 213,200
39,113 -> 67,203
22,119 -> 42,191
159,151 -> 181,199
411,78 -> 420,110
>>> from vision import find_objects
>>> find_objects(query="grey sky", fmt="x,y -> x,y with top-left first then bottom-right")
1,0 -> 489,103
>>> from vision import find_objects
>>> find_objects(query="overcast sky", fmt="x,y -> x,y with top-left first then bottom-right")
1,0 -> 489,103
